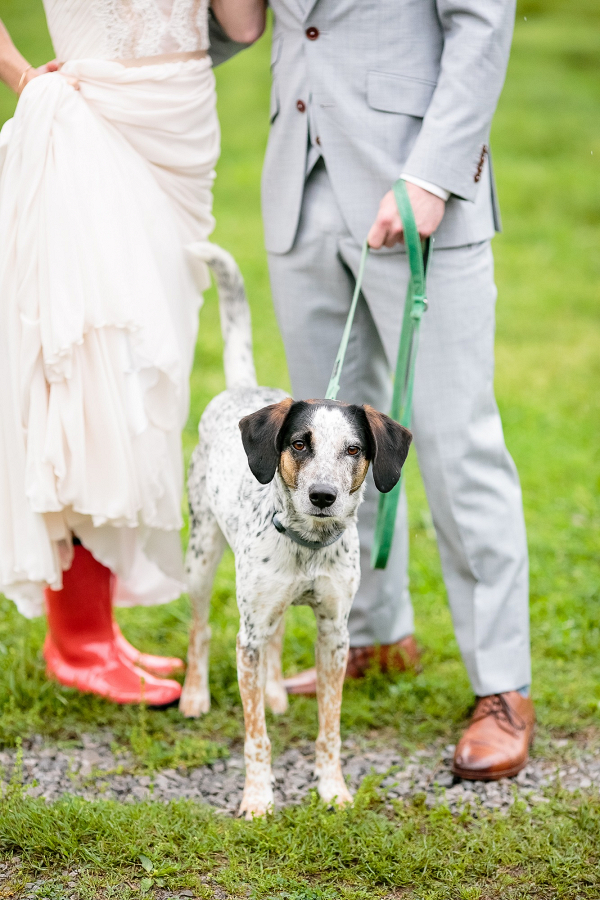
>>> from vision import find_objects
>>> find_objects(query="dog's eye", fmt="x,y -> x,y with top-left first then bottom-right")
347,446 -> 360,456
292,440 -> 306,451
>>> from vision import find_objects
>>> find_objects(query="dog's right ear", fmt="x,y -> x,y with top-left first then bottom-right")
239,397 -> 295,484
362,404 -> 413,493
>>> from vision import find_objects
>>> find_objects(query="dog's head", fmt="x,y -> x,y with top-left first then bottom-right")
239,399 -> 412,522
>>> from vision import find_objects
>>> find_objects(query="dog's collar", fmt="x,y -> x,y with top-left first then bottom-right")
272,512 -> 343,550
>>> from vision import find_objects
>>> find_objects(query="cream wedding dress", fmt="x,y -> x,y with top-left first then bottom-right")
0,0 -> 220,617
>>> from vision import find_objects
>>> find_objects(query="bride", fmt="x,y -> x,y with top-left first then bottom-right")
0,1 -> 265,706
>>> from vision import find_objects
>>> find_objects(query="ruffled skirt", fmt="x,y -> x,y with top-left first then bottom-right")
0,56 -> 219,617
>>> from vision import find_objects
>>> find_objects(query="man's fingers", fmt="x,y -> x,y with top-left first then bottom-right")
367,231 -> 382,249
368,216 -> 403,249
384,231 -> 402,248
367,221 -> 387,249
370,185 -> 446,247
381,220 -> 403,248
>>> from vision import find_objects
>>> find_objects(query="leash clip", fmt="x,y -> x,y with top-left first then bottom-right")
410,296 -> 428,322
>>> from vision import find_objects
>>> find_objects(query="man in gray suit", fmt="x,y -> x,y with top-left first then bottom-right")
210,0 -> 535,780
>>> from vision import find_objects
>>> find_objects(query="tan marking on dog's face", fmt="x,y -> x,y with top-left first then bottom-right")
239,396 -> 296,485
350,457 -> 370,493
279,448 -> 299,490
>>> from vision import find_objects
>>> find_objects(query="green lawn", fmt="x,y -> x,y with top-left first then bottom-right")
0,0 -> 599,896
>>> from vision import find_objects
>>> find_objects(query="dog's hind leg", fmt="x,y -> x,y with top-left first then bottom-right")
314,612 -> 353,807
265,616 -> 288,715
180,511 -> 224,717
180,449 -> 226,718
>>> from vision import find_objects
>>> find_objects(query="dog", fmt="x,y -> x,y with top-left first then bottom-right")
180,244 -> 412,818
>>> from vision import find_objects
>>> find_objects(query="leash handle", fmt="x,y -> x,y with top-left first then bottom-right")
393,179 -> 428,315
371,179 -> 431,570
387,181 -> 431,429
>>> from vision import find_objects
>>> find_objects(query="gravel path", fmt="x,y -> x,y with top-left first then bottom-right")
1,734 -> 599,815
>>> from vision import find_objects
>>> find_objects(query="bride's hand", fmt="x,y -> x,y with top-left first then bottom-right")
16,63 -> 41,94
19,59 -> 79,94
0,19 -> 75,96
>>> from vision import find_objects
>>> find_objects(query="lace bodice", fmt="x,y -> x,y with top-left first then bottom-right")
42,0 -> 210,62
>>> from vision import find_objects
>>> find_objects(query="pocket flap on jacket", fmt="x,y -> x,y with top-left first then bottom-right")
367,71 -> 436,118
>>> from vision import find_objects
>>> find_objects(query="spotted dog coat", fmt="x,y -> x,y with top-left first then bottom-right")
180,244 -> 412,818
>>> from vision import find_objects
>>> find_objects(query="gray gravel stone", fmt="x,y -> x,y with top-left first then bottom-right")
0,736 -> 598,815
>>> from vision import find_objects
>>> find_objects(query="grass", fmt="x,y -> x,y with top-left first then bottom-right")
0,0 -> 599,895
1,782 -> 599,898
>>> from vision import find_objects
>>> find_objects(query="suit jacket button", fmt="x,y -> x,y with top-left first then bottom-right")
315,136 -> 321,146
306,26 -> 319,40
296,99 -> 306,112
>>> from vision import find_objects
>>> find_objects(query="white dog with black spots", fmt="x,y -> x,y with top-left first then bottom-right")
180,244 -> 411,818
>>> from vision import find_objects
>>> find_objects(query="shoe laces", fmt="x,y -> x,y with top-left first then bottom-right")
471,693 -> 527,735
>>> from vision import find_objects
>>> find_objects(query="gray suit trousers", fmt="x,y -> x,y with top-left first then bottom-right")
267,161 -> 531,696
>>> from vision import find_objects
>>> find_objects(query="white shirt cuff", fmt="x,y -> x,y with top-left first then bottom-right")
400,173 -> 450,202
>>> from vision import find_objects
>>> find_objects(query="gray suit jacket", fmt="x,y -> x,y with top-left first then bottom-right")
211,1 -> 515,254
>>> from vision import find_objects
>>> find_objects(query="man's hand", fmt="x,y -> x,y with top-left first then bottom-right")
367,182 -> 446,249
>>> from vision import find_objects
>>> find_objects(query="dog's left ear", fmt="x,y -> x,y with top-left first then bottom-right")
239,397 -> 295,484
362,404 -> 412,493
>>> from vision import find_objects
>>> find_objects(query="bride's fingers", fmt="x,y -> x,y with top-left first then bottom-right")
41,59 -> 77,90
58,70 -> 80,90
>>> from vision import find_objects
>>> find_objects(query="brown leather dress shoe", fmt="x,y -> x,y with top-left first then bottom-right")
452,691 -> 535,781
284,635 -> 420,696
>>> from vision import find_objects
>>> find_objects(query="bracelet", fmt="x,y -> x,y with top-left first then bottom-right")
17,64 -> 33,95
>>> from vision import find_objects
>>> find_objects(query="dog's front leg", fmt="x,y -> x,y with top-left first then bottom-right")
237,634 -> 274,818
314,613 -> 352,807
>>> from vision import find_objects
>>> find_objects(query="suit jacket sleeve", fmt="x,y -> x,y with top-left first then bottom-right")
208,8 -> 254,67
402,0 -> 516,201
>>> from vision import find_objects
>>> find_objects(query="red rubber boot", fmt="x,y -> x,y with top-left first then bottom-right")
113,624 -> 185,678
44,545 -> 181,707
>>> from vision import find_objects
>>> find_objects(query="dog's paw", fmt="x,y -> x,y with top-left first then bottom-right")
238,785 -> 274,819
317,774 -> 353,808
265,681 -> 289,715
179,685 -> 210,718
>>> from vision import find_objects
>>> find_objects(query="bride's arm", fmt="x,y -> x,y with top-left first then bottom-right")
0,18 -> 60,95
210,0 -> 267,44
0,18 -> 34,94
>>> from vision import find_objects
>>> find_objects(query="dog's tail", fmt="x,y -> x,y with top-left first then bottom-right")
193,241 -> 257,390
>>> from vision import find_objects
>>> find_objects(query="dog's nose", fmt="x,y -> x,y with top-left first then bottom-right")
309,483 -> 338,509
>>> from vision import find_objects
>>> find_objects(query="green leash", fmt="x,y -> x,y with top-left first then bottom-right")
324,178 -> 431,569
325,239 -> 369,402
